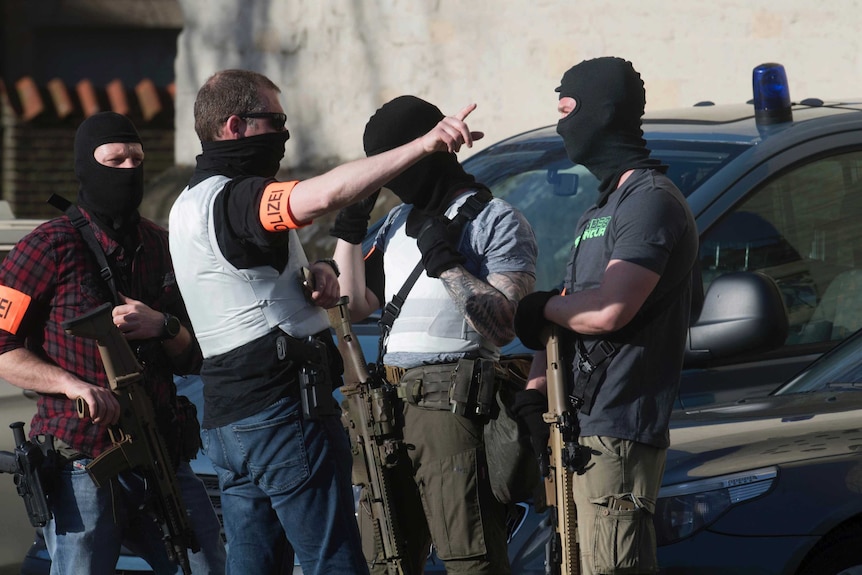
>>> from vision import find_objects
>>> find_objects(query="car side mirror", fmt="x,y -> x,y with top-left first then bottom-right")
684,271 -> 788,367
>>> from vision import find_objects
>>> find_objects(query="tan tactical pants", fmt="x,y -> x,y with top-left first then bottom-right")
572,436 -> 666,575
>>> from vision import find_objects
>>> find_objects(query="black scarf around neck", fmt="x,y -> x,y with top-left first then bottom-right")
193,132 -> 290,185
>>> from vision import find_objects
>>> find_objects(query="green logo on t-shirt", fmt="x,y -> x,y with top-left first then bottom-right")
575,216 -> 611,248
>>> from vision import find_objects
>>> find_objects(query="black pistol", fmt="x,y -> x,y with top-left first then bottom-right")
0,421 -> 55,527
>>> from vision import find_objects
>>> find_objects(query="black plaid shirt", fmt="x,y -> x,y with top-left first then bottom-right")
0,210 -> 190,458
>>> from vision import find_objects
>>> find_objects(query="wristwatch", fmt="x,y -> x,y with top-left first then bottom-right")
161,313 -> 181,341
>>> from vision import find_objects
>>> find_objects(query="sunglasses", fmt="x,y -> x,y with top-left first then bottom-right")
239,112 -> 289,135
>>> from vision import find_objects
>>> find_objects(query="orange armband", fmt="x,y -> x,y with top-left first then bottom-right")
259,181 -> 312,231
0,286 -> 31,334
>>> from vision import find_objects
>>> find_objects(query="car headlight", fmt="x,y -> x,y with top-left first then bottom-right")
654,466 -> 777,545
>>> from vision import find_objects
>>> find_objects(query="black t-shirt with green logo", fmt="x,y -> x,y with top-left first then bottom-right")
563,168 -> 698,448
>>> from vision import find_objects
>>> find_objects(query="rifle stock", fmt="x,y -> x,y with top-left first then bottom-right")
327,296 -> 410,575
64,303 -> 199,575
543,325 -> 580,575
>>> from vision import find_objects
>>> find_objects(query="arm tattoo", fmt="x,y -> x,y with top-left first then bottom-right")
439,268 -> 536,347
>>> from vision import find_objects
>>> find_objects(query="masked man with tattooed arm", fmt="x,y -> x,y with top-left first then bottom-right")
330,95 -> 538,575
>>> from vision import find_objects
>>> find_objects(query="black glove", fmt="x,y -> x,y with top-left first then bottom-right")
416,216 -> 465,278
511,388 -> 550,478
514,290 -> 560,350
329,189 -> 380,244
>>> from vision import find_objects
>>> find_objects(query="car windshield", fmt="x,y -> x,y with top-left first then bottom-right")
464,137 -> 748,290
773,327 -> 862,394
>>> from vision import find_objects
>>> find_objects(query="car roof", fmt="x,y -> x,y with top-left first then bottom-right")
480,100 -> 862,149
0,201 -> 44,253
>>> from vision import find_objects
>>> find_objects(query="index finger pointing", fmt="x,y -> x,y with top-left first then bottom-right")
454,103 -> 477,122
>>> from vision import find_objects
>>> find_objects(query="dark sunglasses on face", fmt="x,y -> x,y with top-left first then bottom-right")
239,112 -> 289,135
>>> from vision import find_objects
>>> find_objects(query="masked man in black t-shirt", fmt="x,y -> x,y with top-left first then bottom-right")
512,57 -> 699,575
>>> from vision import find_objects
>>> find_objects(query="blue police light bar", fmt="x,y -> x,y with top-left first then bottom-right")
752,63 -> 793,125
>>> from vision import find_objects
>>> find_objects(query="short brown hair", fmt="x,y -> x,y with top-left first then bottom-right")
193,69 -> 281,142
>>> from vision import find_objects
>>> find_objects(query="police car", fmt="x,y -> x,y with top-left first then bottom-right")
457,62 -> 862,410
445,63 -> 862,573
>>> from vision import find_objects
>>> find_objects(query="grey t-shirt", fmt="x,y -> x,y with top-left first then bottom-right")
564,169 -> 698,448
375,191 -> 538,367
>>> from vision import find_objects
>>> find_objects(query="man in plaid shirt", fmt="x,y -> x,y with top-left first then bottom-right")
0,112 -> 225,574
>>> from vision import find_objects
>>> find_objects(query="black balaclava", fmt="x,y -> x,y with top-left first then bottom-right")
363,95 -> 485,236
198,131 -> 290,180
74,112 -> 145,241
555,57 -> 665,205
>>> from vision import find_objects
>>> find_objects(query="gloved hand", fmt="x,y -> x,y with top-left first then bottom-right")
416,216 -> 465,278
510,388 -> 550,478
514,290 -> 560,350
329,189 -> 380,244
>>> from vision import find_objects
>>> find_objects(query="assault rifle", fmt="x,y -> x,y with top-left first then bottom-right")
542,325 -> 588,575
327,296 -> 410,575
63,303 -> 199,575
0,421 -> 56,528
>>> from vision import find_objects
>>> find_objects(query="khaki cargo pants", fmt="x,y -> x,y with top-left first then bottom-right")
572,436 -> 666,575
357,364 -> 511,575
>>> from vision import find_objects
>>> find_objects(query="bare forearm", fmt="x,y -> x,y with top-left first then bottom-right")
526,350 -> 548,394
333,239 -> 380,320
162,325 -> 194,358
290,139 -> 428,222
289,103 -> 479,222
544,288 -> 620,335
0,347 -> 122,426
0,348 -> 89,397
544,259 -> 661,334
439,269 -> 535,347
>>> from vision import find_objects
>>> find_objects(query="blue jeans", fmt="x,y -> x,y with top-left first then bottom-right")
202,394 -> 367,575
44,459 -> 226,575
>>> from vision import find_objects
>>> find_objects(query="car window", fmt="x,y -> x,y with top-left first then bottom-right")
699,149 -> 862,347
649,141 -> 746,196
491,164 -> 599,290
466,143 -> 598,290
466,137 -> 746,291
776,328 -> 862,394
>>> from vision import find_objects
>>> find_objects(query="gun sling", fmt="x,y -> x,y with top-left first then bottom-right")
376,189 -> 493,366
571,337 -> 618,416
48,194 -> 121,305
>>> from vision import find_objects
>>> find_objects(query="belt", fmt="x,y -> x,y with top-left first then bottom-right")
386,359 -> 502,416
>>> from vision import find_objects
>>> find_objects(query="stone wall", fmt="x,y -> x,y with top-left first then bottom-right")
174,0 -> 862,169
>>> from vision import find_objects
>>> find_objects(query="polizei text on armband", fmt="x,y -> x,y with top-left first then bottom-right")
264,186 -> 290,231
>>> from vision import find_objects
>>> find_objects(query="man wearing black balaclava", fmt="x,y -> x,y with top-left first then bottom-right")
74,111 -> 145,247
0,111 -> 226,574
168,71 -> 481,575
329,95 -> 538,575
512,58 -> 699,575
